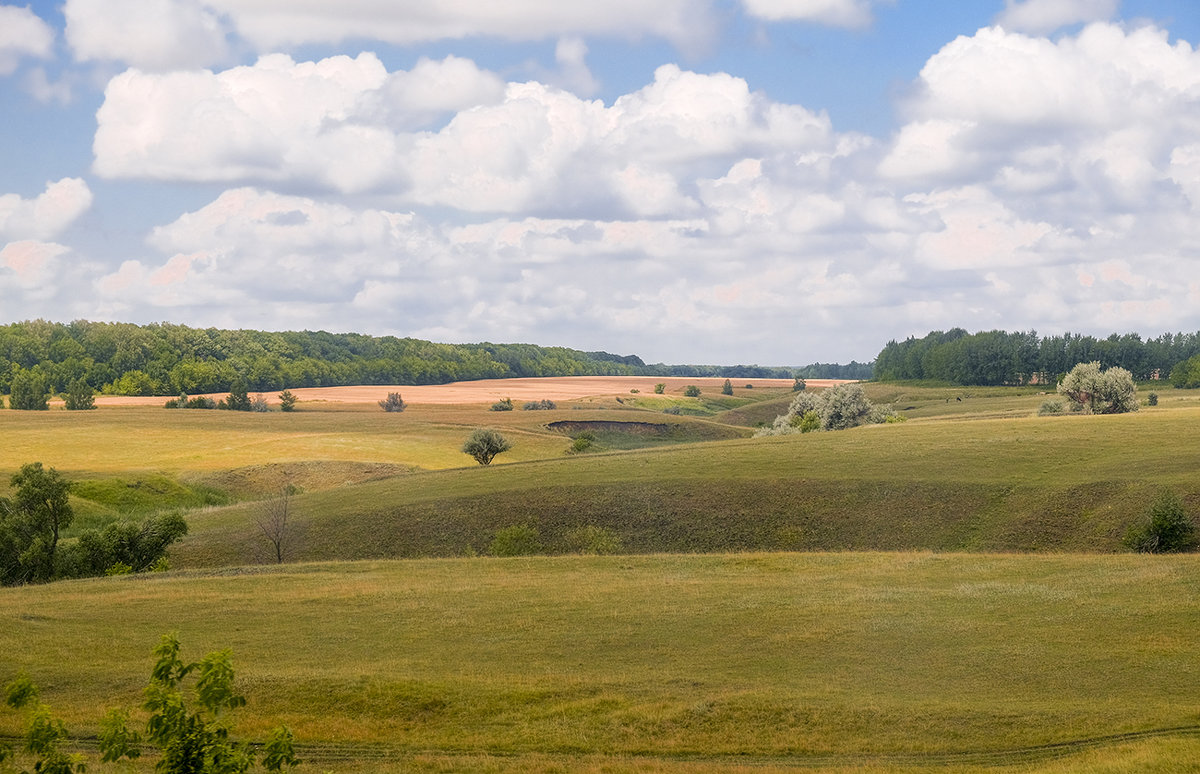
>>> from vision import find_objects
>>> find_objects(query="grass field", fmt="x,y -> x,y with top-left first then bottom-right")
3,553 -> 1200,772
3,379 -> 1200,772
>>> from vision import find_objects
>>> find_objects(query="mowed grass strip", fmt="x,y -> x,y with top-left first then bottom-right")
2,553 -> 1200,771
173,405 -> 1200,565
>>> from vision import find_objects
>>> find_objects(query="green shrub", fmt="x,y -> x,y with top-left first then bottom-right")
1125,490 -> 1196,553
220,383 -> 253,411
490,525 -> 541,557
568,430 -> 597,454
1147,391 -> 1158,406
462,428 -> 512,465
654,383 -> 665,394
564,525 -> 622,555
522,399 -> 557,410
378,392 -> 407,412
278,389 -> 297,412
721,379 -> 733,396
490,397 -> 514,411
62,378 -> 96,411
683,385 -> 701,397
792,377 -> 806,392
1037,398 -> 1066,416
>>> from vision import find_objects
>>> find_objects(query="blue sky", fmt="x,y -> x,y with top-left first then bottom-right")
1,0 -> 1199,365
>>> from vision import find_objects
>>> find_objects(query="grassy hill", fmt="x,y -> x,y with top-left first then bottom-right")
168,400 -> 1200,566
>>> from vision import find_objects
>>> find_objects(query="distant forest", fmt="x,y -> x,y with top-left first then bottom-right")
0,320 -> 839,396
874,328 -> 1200,386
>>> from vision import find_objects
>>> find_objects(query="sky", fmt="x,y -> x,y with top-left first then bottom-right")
1,0 -> 1198,366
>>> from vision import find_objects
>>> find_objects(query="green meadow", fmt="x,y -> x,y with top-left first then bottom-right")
3,382 -> 1200,772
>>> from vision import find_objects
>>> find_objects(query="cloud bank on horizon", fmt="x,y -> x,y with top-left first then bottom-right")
1,0 -> 1198,365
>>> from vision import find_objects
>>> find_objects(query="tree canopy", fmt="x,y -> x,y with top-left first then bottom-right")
875,328 -> 1200,386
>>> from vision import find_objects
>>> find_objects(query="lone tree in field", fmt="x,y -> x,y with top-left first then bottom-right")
1057,361 -> 1138,414
257,484 -> 297,564
462,428 -> 512,466
0,462 -> 74,584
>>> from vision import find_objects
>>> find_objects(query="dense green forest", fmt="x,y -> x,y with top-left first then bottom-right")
875,328 -> 1200,385
0,320 -> 803,396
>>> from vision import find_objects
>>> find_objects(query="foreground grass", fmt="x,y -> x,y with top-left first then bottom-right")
2,553 -> 1199,772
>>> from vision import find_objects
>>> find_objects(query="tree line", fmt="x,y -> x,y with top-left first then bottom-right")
0,320 -> 827,397
874,329 -> 1200,386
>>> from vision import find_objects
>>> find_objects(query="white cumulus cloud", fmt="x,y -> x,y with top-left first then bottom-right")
740,0 -> 883,28
995,0 -> 1118,34
63,0 -> 714,68
0,5 -> 54,75
65,0 -> 229,70
0,178 -> 94,241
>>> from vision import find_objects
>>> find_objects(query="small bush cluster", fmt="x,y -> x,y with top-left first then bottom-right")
164,393 -> 217,409
490,397 -> 514,411
522,399 -> 557,410
1147,391 -> 1158,406
654,383 -> 665,394
378,392 -> 407,412
683,385 -> 701,397
568,430 -> 597,454
759,383 -> 898,436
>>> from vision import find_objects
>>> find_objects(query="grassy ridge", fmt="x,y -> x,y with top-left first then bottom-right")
172,406 -> 1200,566
2,553 -> 1199,772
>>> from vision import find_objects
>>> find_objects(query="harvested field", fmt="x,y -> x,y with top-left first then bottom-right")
90,376 -> 844,407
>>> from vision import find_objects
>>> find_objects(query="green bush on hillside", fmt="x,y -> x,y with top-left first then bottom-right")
490,524 -> 541,556
564,525 -> 622,555
490,397 -> 514,411
683,385 -> 701,397
760,383 -> 881,436
462,428 -> 512,465
1125,490 -> 1196,553
1037,397 -> 1066,416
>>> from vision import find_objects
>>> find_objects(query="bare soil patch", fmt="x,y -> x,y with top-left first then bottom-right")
92,376 -> 851,407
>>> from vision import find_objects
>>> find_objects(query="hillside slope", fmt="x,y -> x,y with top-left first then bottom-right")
171,406 -> 1200,566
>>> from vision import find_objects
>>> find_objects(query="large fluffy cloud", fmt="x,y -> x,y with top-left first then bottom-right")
0,5 -> 54,75
94,57 -> 835,218
0,178 -> 94,241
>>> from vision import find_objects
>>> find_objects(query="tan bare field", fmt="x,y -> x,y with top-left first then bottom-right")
90,375 -> 849,406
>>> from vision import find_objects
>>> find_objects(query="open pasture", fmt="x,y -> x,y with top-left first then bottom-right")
5,379 -> 1200,772
3,553 -> 1200,772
